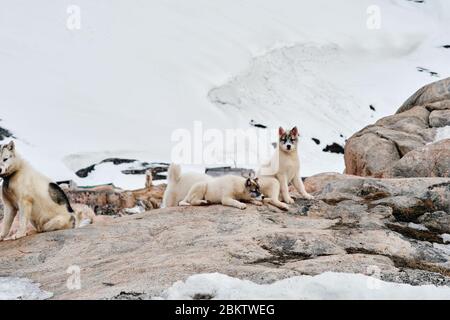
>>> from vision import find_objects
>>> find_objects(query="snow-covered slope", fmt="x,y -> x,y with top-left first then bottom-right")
1,0 -> 449,188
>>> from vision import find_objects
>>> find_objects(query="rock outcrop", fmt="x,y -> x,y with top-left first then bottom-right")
345,78 -> 450,178
0,174 -> 449,299
388,140 -> 450,178
58,182 -> 165,216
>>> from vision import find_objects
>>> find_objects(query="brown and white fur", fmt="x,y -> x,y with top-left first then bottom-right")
258,126 -> 313,207
0,141 -> 91,240
179,175 -> 262,210
162,163 -> 213,207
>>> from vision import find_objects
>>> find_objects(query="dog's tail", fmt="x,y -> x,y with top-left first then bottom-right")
161,163 -> 182,208
167,163 -> 182,184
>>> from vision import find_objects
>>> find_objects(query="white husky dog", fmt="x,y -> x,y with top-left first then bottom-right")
179,175 -> 262,210
0,141 -> 91,240
162,164 -> 213,207
258,126 -> 313,207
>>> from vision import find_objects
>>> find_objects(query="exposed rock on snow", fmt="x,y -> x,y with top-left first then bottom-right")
0,175 -> 449,299
75,159 -> 169,181
0,122 -> 13,141
322,143 -> 345,155
345,78 -> 450,178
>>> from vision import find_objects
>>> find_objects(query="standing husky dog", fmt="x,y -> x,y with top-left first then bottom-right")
162,164 -> 213,207
258,126 -> 313,205
0,141 -> 90,240
179,175 -> 262,210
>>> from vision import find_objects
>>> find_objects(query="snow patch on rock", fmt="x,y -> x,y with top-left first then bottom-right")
0,277 -> 53,300
162,272 -> 450,300
435,126 -> 450,142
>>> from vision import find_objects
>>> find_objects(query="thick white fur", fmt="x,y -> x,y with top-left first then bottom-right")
179,175 -> 261,210
0,142 -> 87,240
72,203 -> 95,228
162,164 -> 212,207
258,127 -> 313,207
257,176 -> 289,211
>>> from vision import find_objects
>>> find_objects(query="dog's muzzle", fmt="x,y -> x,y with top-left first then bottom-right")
251,191 -> 262,200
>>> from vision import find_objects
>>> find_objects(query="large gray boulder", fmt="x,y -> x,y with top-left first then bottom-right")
430,110 -> 450,128
396,78 -> 450,114
388,140 -> 450,178
345,79 -> 450,178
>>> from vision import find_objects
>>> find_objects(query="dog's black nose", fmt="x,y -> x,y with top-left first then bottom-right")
287,145 -> 291,150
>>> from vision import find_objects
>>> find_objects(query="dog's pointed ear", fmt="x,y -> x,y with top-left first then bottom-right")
6,141 -> 15,151
291,127 -> 299,137
279,127 -> 286,136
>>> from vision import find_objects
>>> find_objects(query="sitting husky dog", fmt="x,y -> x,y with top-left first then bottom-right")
162,163 -> 212,207
179,175 -> 262,210
257,176 -> 289,211
258,126 -> 313,206
0,141 -> 91,240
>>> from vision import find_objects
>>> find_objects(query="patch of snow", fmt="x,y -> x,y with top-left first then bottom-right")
123,205 -> 146,215
433,243 -> 450,255
162,272 -> 450,300
77,218 -> 93,228
408,222 -> 429,231
435,126 -> 450,142
441,234 -> 450,244
0,277 -> 53,300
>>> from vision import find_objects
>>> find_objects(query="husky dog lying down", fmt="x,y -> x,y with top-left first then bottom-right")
0,141 -> 92,240
162,163 -> 213,208
180,174 -> 262,210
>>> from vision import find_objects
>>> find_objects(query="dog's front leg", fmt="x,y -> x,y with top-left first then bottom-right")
12,199 -> 32,240
0,202 -> 18,240
222,197 -> 247,210
278,175 -> 294,204
263,197 -> 289,211
293,174 -> 314,200
249,199 -> 263,206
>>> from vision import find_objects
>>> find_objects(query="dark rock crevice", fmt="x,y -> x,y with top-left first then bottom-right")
385,223 -> 444,244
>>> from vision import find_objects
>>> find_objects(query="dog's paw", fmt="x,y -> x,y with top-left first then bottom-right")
10,233 -> 26,241
179,201 -> 191,206
285,197 -> 295,204
303,194 -> 315,200
238,203 -> 247,210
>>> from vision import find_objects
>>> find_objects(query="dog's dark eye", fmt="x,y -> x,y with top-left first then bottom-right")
2,158 -> 7,162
